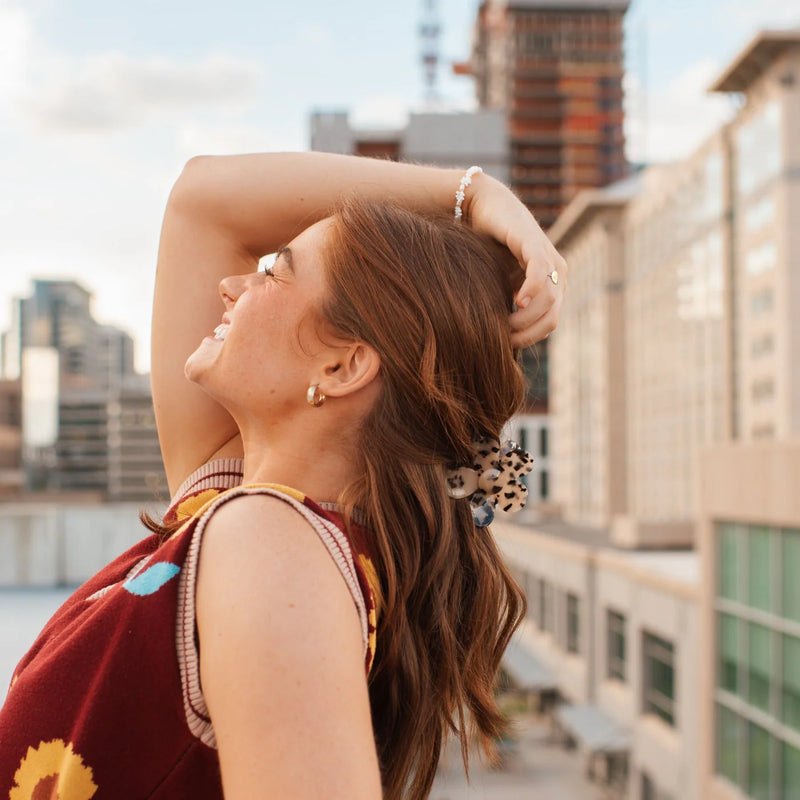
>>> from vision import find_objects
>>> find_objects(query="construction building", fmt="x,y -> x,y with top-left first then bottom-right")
467,0 -> 630,230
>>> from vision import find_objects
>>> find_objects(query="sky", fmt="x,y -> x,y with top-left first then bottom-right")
1,0 -> 798,374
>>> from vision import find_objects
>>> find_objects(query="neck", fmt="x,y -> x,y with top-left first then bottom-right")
236,415 -> 362,504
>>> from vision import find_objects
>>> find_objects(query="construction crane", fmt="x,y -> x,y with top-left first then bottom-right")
419,0 -> 441,105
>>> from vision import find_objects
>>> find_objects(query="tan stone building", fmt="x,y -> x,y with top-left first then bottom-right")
498,521 -> 700,799
549,127 -> 731,547
502,28 -> 800,800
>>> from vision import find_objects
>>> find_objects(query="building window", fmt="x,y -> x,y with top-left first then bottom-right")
538,577 -> 549,632
714,523 -> 800,797
717,704 -> 741,786
783,742 -> 800,796
747,721 -> 772,800
750,288 -> 774,315
744,241 -> 776,276
540,469 -> 549,499
783,635 -> 800,733
747,622 -> 771,712
607,609 -> 626,681
783,530 -> 800,622
718,523 -> 741,601
745,194 -> 776,234
737,101 -> 782,197
642,632 -> 675,726
747,526 -> 772,612
566,593 -> 579,654
539,426 -> 548,457
641,772 -> 675,800
751,334 -> 774,358
718,613 -> 738,695
751,378 -> 775,403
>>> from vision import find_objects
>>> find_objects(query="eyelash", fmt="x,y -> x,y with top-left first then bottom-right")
262,266 -> 275,278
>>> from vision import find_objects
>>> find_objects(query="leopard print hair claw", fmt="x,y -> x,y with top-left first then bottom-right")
445,436 -> 534,527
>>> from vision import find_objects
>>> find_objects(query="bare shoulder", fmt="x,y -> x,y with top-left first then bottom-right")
196,493 -> 360,630
195,493 -> 381,799
198,493 -> 352,585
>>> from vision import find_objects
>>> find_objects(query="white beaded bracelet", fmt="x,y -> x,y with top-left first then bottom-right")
454,165 -> 483,221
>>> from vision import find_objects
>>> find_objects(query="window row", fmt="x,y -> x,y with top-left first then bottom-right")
718,616 -> 800,731
525,578 -> 677,727
717,523 -> 800,621
717,705 -> 800,800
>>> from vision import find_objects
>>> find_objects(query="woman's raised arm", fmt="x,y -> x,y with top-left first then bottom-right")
152,153 -> 564,493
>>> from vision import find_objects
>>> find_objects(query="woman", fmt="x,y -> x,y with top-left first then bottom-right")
0,153 -> 565,799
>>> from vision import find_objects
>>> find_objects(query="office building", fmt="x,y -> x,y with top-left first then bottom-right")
0,379 -> 22,495
55,380 -> 168,502
498,521 -> 700,799
2,279 -> 166,500
4,279 -> 135,392
500,27 -> 800,800
310,108 -> 510,183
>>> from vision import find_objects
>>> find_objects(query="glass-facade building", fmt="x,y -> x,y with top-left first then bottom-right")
715,522 -> 800,798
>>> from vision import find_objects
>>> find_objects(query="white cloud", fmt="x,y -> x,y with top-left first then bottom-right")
725,0 -> 800,36
175,122 -> 303,160
22,52 -> 261,132
297,23 -> 334,50
625,60 -> 735,164
0,2 -> 33,104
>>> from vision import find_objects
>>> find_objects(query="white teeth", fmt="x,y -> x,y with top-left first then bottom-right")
213,323 -> 229,341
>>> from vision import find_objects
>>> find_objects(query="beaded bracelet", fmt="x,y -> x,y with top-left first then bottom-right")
454,165 -> 483,221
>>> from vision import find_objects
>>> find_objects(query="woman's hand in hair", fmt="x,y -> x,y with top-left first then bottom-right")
465,173 -> 567,349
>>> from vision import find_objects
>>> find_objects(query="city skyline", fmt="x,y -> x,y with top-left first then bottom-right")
1,0 -> 798,373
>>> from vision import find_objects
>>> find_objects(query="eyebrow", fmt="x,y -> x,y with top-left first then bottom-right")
275,245 -> 294,272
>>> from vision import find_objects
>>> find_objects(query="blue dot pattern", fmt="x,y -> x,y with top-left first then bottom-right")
123,562 -> 181,596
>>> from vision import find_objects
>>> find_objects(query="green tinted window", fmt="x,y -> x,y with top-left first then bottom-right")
747,623 -> 771,712
746,722 -> 771,800
608,610 -> 626,682
783,741 -> 800,798
783,635 -> 800,732
718,614 -> 739,694
783,530 -> 800,622
716,705 -> 740,786
719,524 -> 740,601
643,633 -> 675,725
747,526 -> 771,612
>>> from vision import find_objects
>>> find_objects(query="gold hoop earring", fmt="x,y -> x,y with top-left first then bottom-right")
306,384 -> 326,407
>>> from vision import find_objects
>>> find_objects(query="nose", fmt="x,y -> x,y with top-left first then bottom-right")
219,273 -> 259,307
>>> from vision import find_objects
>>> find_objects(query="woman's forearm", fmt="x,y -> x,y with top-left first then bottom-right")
170,151 -> 486,256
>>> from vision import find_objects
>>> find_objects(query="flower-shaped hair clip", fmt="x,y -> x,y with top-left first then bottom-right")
445,436 -> 534,527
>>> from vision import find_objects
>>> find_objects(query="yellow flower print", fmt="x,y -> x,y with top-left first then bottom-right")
10,739 -> 97,800
367,606 -> 378,660
358,554 -> 382,619
175,489 -> 221,521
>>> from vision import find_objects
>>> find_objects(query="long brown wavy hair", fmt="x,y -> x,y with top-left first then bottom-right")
321,198 -> 527,800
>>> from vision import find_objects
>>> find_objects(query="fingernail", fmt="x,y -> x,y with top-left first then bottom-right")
516,295 -> 530,309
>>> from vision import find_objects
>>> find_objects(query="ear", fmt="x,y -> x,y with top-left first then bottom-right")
317,342 -> 381,399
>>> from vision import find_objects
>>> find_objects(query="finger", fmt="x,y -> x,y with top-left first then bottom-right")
514,262 -> 559,310
509,291 -> 563,348
510,308 -> 559,349
511,278 -> 558,329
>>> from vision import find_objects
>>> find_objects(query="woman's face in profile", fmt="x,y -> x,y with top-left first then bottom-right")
184,217 -> 335,420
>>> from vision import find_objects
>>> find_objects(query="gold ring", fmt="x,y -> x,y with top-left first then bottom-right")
547,270 -> 559,286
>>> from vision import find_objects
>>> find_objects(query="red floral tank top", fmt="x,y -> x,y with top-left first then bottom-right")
0,459 -> 379,799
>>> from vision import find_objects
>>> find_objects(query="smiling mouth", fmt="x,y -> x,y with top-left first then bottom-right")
213,323 -> 230,341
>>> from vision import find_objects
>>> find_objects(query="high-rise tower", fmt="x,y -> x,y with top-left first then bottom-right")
470,0 -> 630,229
